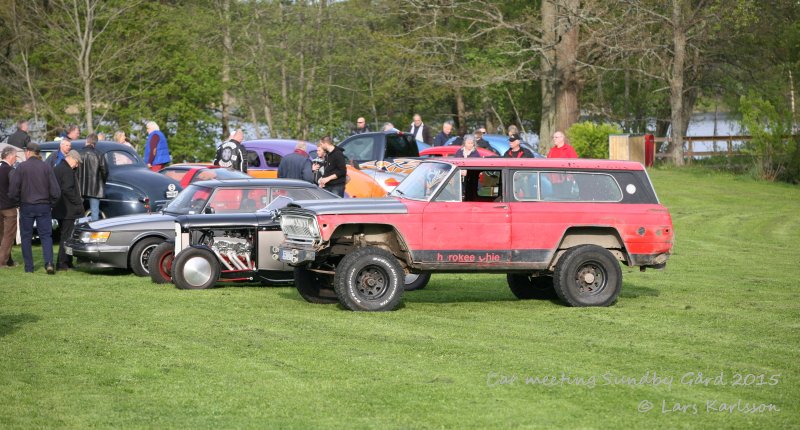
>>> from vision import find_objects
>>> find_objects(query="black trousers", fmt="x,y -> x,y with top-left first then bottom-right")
56,218 -> 76,268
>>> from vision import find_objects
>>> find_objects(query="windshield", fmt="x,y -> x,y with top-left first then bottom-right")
163,184 -> 212,215
391,161 -> 453,201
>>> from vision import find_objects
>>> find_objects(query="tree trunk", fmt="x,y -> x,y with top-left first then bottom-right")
540,0 -> 558,153
554,0 -> 581,135
455,87 -> 466,130
668,0 -> 687,166
220,0 -> 232,139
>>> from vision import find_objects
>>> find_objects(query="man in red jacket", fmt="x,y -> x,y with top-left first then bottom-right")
547,131 -> 578,158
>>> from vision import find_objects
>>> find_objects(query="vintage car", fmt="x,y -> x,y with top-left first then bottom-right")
244,138 -> 404,198
159,163 -> 250,188
445,134 -> 543,157
63,178 -> 333,277
274,158 -> 674,311
39,140 -> 182,218
419,145 -> 497,158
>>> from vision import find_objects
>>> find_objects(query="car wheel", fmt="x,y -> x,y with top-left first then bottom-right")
404,272 -> 431,291
506,274 -> 556,300
294,267 -> 338,304
129,237 -> 164,277
148,241 -> 174,284
334,247 -> 404,311
553,245 -> 622,307
172,247 -> 221,290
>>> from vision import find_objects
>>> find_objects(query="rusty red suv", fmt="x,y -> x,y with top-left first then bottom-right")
274,158 -> 674,311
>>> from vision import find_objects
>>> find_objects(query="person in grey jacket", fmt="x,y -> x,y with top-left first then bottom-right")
278,141 -> 314,183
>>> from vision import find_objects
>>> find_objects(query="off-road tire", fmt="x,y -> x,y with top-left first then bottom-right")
404,272 -> 431,291
506,274 -> 556,300
148,241 -> 174,284
130,237 -> 164,277
172,247 -> 221,290
553,245 -> 622,307
294,266 -> 338,304
334,247 -> 404,311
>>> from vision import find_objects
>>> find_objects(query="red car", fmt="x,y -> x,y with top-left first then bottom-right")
276,158 -> 674,311
160,164 -> 251,188
419,145 -> 496,158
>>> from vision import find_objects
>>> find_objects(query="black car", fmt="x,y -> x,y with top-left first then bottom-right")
39,140 -> 182,218
63,178 -> 337,277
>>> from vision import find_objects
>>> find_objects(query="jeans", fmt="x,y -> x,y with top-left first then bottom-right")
19,204 -> 53,272
89,198 -> 100,221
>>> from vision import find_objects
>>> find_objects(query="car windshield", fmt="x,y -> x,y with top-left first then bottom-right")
163,184 -> 212,215
391,161 -> 453,201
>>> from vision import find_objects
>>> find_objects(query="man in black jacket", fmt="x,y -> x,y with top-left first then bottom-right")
78,134 -> 108,221
8,143 -> 61,274
277,141 -> 313,183
54,150 -> 83,271
7,120 -> 31,150
317,136 -> 347,197
213,129 -> 247,173
0,146 -> 19,268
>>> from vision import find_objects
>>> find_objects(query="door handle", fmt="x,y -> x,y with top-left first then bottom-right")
493,205 -> 507,209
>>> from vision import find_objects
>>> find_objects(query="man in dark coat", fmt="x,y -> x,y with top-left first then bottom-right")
77,134 -> 108,221
53,150 -> 83,270
0,146 -> 19,268
8,143 -> 61,274
409,114 -> 432,146
351,117 -> 369,135
433,121 -> 454,147
278,141 -> 313,183
7,120 -> 31,150
213,129 -> 247,173
317,136 -> 347,197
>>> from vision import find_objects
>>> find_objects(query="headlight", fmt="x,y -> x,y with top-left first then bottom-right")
280,215 -> 320,239
80,231 -> 111,243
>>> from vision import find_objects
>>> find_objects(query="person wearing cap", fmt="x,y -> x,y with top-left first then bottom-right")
53,150 -> 83,270
78,133 -> 108,221
213,129 -> 247,173
0,146 -> 20,268
8,142 -> 61,274
503,134 -> 534,158
474,127 -> 499,155
547,131 -> 578,158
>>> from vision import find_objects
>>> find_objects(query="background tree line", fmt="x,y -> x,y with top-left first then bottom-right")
1,0 -> 798,180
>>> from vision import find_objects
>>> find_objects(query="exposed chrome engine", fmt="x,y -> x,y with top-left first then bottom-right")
192,229 -> 256,271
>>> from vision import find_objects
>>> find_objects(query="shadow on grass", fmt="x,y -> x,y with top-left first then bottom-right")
620,283 -> 660,299
0,313 -> 40,338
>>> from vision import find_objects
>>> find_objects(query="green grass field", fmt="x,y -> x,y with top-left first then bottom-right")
1,168 -> 798,429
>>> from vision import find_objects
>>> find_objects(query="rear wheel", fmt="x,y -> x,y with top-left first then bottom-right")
553,245 -> 622,307
294,267 -> 338,304
148,241 -> 174,284
172,247 -> 221,290
404,272 -> 431,291
130,237 -> 164,277
334,247 -> 404,312
506,274 -> 556,300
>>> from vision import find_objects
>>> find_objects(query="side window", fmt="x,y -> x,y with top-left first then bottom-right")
462,169 -> 502,202
271,188 -> 316,201
540,172 -> 622,202
433,170 -> 462,202
385,134 -> 419,158
340,136 -> 376,162
246,150 -> 261,167
105,150 -> 135,166
512,171 -> 539,201
264,152 -> 282,168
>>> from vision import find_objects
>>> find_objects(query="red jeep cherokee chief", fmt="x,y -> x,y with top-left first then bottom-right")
275,158 -> 674,311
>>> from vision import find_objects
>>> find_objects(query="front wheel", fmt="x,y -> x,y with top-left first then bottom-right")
404,272 -> 431,291
148,241 -> 174,284
506,274 -> 556,300
130,237 -> 164,276
553,245 -> 622,307
334,247 -> 404,311
294,266 -> 338,304
172,247 -> 221,290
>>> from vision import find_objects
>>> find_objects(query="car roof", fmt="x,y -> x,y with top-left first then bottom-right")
429,157 -> 646,171
40,140 -> 137,153
189,178 -> 320,188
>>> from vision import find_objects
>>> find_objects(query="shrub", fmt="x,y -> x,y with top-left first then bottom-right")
566,122 -> 623,159
739,93 -> 799,182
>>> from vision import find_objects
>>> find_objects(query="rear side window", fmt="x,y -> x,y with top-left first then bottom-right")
385,134 -> 419,158
246,150 -> 261,167
263,151 -> 281,168
106,150 -> 137,166
341,136 -> 376,161
513,171 -> 622,202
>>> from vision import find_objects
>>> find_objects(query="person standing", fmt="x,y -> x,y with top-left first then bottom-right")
78,134 -> 108,221
8,120 -> 31,150
409,114 -> 432,145
352,117 -> 369,135
311,145 -> 326,185
454,135 -> 481,158
46,137 -> 71,168
144,121 -> 171,171
213,129 -> 247,173
8,143 -> 60,274
278,141 -> 313,183
433,121 -> 454,147
65,125 -> 80,141
503,134 -> 534,158
474,127 -> 499,156
547,131 -> 578,158
113,131 -> 134,149
0,146 -> 19,268
317,136 -> 347,197
53,150 -> 83,271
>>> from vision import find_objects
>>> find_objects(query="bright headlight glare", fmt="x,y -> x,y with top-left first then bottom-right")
80,231 -> 111,243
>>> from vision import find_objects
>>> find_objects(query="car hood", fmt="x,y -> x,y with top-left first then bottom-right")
285,198 -> 407,215
81,213 -> 176,231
